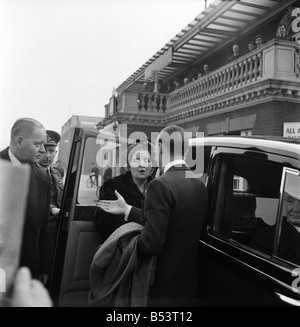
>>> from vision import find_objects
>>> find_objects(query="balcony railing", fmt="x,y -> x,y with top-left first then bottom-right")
136,39 -> 300,114
170,49 -> 263,111
137,91 -> 168,112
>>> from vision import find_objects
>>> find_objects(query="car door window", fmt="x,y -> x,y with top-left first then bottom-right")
275,168 -> 300,266
211,154 -> 282,253
78,136 -> 105,204
77,135 -> 127,204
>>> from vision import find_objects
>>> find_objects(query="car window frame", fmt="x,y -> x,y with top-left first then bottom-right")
206,147 -> 294,251
272,167 -> 300,267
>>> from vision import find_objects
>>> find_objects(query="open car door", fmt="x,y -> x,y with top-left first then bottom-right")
48,127 -> 126,307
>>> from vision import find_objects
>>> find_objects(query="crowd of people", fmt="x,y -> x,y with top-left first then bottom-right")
91,125 -> 209,307
0,20 -> 296,308
0,119 -> 210,307
1,113 -> 299,307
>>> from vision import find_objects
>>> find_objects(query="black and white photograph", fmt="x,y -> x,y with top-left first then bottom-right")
0,0 -> 300,313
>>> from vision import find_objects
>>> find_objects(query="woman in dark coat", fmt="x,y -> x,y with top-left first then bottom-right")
94,141 -> 155,241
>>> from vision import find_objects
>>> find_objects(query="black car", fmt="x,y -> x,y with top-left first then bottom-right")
189,136 -> 300,306
49,129 -> 300,306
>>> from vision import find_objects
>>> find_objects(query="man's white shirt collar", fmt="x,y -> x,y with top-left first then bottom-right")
163,159 -> 186,174
8,148 -> 23,166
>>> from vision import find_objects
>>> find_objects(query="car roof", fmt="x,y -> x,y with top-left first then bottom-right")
189,135 -> 300,160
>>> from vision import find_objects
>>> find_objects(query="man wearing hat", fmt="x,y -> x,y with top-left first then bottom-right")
39,130 -> 64,265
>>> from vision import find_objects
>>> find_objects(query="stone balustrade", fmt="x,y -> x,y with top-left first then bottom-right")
135,39 -> 299,114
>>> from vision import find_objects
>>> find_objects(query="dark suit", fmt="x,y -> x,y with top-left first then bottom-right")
226,53 -> 240,64
276,34 -> 292,41
0,147 -> 50,278
47,166 -> 64,262
48,166 -> 63,215
137,165 -> 209,306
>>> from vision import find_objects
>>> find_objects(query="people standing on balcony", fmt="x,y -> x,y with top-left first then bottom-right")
187,67 -> 198,82
226,43 -> 241,64
203,64 -> 211,75
137,82 -> 149,110
276,23 -> 292,41
165,82 -> 174,93
173,78 -> 181,90
248,41 -> 255,52
156,79 -> 166,93
254,35 -> 263,49
183,77 -> 190,85
155,80 -> 167,111
142,82 -> 149,91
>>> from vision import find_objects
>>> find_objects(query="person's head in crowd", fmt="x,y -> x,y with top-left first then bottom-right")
248,41 -> 255,52
284,176 -> 300,227
166,82 -> 174,93
173,79 -> 180,89
278,23 -> 287,37
254,35 -> 263,48
9,118 -> 46,164
203,64 -> 210,74
183,77 -> 189,85
232,43 -> 240,56
155,125 -> 189,171
157,79 -> 163,92
142,82 -> 148,91
39,130 -> 60,170
121,141 -> 155,184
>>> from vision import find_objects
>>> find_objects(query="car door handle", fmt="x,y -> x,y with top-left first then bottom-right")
275,292 -> 300,306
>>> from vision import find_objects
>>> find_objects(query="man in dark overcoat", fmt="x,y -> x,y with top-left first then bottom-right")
0,118 -> 50,283
38,130 -> 64,265
136,125 -> 209,306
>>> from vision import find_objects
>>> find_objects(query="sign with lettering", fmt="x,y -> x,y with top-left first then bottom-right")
283,122 -> 300,138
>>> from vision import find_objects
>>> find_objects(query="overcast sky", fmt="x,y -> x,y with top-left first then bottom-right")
0,0 -> 213,149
